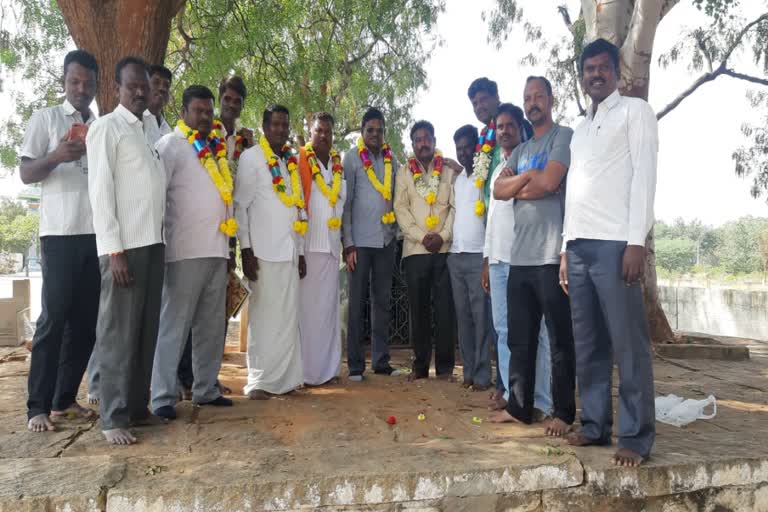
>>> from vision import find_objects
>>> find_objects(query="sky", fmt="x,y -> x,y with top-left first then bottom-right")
1,0 -> 766,227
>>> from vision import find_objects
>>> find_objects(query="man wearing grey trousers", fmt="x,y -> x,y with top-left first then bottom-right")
87,57 -> 167,445
561,39 -> 657,467
150,85 -> 234,420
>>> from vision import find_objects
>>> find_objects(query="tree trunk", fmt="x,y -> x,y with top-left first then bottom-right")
584,0 -> 677,343
57,0 -> 186,114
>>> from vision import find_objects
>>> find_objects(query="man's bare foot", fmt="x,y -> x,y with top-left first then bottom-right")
27,414 -> 55,432
544,417 -> 572,437
87,393 -> 99,405
565,431 -> 608,447
613,448 -> 645,467
407,373 -> 427,382
487,396 -> 507,411
51,402 -> 97,420
435,373 -> 456,382
461,379 -> 473,389
489,409 -> 523,424
103,428 -> 137,445
471,384 -> 490,392
247,389 -> 270,400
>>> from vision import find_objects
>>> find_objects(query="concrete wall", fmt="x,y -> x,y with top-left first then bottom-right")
659,285 -> 768,341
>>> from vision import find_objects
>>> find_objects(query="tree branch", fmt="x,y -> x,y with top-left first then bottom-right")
722,68 -> 768,86
721,12 -> 768,64
656,65 -> 723,119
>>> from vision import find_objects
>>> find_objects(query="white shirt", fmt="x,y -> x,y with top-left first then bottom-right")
20,100 -> 95,236
143,110 -> 172,146
234,145 -> 304,262
306,156 -> 346,257
87,104 -> 166,256
156,128 -> 231,263
563,89 -> 658,249
450,169 -> 486,253
483,158 -> 515,264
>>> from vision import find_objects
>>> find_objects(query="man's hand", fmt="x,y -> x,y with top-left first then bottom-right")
443,157 -> 463,173
427,234 -> 443,253
622,245 -> 645,285
298,255 -> 307,279
344,246 -> 357,272
499,167 -> 514,178
110,253 -> 132,287
481,258 -> 490,294
51,136 -> 86,164
241,248 -> 259,281
558,252 -> 568,296
422,234 -> 433,250
239,128 -> 255,148
227,251 -> 237,272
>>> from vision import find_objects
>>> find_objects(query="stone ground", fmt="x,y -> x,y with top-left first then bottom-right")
1,333 -> 767,511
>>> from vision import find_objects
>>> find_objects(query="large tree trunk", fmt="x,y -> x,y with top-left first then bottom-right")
583,0 -> 678,343
57,0 -> 186,114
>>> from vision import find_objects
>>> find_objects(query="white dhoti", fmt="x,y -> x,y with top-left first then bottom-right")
299,252 -> 342,385
244,259 -> 303,395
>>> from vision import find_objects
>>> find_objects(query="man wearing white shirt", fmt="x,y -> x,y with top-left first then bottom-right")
149,85 -> 234,420
235,104 -> 306,399
142,64 -> 172,146
561,39 -> 657,467
297,113 -> 346,385
87,57 -> 166,445
21,50 -> 99,433
448,125 -> 491,390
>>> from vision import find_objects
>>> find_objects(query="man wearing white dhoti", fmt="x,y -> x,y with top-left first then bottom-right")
297,113 -> 346,385
234,104 -> 307,399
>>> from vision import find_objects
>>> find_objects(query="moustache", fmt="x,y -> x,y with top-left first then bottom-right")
527,107 -> 542,116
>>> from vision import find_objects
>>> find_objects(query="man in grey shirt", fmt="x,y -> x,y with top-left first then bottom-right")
341,107 -> 401,381
490,76 -> 576,437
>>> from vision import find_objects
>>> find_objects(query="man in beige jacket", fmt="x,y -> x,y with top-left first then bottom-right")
394,120 -> 457,381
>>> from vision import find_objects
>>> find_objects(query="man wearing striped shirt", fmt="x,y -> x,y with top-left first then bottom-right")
87,57 -> 166,445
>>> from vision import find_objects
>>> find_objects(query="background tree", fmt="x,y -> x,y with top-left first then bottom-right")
0,198 -> 38,269
655,238 -> 697,273
715,216 -> 768,274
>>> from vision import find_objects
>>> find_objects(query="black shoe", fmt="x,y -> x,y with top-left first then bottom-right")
153,405 -> 177,420
198,396 -> 233,407
374,365 -> 402,376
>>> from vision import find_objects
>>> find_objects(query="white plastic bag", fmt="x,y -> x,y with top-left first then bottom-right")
655,393 -> 717,427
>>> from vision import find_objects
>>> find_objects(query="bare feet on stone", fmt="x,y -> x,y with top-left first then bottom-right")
27,414 -> 55,432
544,417 -> 572,437
87,393 -> 99,405
103,428 -> 137,445
51,402 -> 97,420
613,448 -> 645,467
407,373 -> 427,382
566,431 -> 604,447
487,390 -> 507,411
247,389 -> 270,400
488,409 -> 522,424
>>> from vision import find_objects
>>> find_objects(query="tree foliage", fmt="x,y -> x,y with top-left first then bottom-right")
0,198 -> 38,256
656,238 -> 697,273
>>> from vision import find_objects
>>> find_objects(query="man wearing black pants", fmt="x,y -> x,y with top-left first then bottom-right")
21,50 -> 101,432
490,76 -> 575,434
394,120 -> 458,380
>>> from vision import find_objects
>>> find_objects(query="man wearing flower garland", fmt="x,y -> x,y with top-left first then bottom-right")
394,120 -> 457,380
149,85 -> 235,420
341,107 -> 401,382
297,112 -> 346,385
235,104 -> 306,399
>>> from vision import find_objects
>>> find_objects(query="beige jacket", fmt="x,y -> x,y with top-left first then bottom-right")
394,158 -> 456,258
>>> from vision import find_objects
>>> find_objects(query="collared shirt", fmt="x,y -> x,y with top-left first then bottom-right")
483,158 -> 515,264
87,104 -> 166,256
482,144 -> 503,210
156,127 -> 231,263
450,169 -> 486,254
306,156 -> 346,257
234,144 -> 304,262
393,158 -> 455,258
341,148 -> 398,249
20,100 -> 96,236
563,89 -> 658,249
143,110 -> 172,146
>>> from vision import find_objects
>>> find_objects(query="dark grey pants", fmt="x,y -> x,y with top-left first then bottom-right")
346,241 -> 396,374
96,244 -> 164,430
566,239 -> 656,458
27,235 -> 100,419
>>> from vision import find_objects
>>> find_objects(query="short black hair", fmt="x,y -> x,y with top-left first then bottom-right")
361,107 -> 385,131
148,64 -> 172,83
311,111 -> 335,127
453,124 -> 478,144
263,104 -> 290,126
182,85 -> 215,109
467,77 -> 498,100
115,56 -> 148,85
526,76 -> 553,97
496,102 -> 533,141
63,49 -> 98,78
219,76 -> 247,101
410,120 -> 435,141
579,38 -> 620,77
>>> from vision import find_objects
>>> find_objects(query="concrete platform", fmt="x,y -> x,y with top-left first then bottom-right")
1,345 -> 767,511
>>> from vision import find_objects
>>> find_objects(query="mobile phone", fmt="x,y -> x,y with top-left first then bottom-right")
67,123 -> 88,143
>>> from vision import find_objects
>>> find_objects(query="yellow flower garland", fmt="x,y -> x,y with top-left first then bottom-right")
259,135 -> 308,235
305,143 -> 343,230
357,138 -> 396,224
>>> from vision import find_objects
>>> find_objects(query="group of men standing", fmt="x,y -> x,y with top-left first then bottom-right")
22,37 -> 657,466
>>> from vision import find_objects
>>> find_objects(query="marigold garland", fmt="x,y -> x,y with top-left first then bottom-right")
357,137 -> 395,224
471,119 -> 496,216
259,134 -> 308,235
306,143 -> 343,231
177,119 -> 238,237
408,150 -> 444,230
